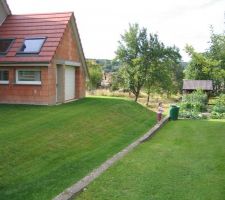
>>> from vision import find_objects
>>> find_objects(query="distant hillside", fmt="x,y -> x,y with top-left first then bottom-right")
86,59 -> 121,72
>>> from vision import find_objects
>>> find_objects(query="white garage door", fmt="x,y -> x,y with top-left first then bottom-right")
65,66 -> 75,101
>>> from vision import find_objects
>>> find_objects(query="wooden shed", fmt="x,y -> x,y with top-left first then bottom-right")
182,80 -> 213,93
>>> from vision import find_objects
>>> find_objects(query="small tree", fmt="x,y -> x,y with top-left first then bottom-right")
144,36 -> 182,105
115,24 -> 149,102
116,23 -> 182,103
86,61 -> 102,91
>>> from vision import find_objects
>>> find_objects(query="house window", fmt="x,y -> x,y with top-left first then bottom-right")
16,70 -> 41,85
0,39 -> 14,54
0,70 -> 9,84
18,38 -> 45,54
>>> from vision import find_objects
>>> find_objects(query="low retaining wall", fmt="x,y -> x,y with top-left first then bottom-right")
53,116 -> 170,200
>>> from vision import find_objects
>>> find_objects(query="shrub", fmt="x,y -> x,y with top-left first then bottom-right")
215,94 -> 225,105
211,111 -> 225,119
211,94 -> 225,118
180,90 -> 208,112
212,94 -> 225,113
213,106 -> 225,113
179,110 -> 208,119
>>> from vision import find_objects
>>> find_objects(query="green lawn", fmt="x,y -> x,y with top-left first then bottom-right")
77,120 -> 225,200
0,97 -> 156,200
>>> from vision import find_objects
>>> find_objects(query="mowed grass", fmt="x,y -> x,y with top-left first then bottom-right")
77,120 -> 225,200
0,97 -> 156,200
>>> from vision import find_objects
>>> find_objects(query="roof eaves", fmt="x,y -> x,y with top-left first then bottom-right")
182,80 -> 213,90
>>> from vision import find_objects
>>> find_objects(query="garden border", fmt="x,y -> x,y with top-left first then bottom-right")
53,116 -> 170,200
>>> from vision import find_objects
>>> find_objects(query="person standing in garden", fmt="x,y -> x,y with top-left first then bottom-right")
157,102 -> 163,123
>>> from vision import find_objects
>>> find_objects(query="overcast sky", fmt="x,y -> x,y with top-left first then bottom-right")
7,0 -> 225,61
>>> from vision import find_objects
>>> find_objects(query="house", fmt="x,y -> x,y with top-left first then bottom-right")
0,1 -> 88,105
182,80 -> 213,93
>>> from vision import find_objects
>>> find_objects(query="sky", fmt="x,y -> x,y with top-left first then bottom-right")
7,0 -> 225,61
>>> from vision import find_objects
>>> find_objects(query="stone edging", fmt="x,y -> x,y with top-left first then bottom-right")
53,116 -> 170,200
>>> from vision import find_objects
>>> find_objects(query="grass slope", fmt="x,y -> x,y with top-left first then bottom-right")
77,120 -> 225,200
0,97 -> 156,200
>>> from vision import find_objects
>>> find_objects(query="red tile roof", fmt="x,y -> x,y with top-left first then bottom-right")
0,12 -> 73,63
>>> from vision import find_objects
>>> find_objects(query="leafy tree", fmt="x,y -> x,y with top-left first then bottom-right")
185,27 -> 225,94
115,24 -> 183,103
144,35 -> 182,105
158,46 -> 182,95
115,24 -> 149,101
144,34 -> 164,104
86,61 -> 102,90
207,28 -> 225,92
185,45 -> 225,93
208,28 -> 225,68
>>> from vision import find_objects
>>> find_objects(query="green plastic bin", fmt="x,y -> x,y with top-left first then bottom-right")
169,105 -> 180,120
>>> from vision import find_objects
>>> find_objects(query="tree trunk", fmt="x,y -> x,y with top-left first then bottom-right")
223,79 -> 225,92
134,94 -> 138,102
167,92 -> 170,98
134,90 -> 140,102
146,93 -> 150,106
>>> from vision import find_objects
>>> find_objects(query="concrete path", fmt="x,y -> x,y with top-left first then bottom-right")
53,116 -> 169,200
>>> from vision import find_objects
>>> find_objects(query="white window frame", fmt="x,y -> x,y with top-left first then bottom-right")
16,69 -> 41,85
0,69 -> 9,84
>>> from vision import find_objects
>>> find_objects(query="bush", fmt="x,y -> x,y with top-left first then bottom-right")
178,90 -> 208,119
179,110 -> 208,119
213,106 -> 225,113
87,61 -> 103,90
180,90 -> 208,112
212,94 -> 225,113
211,94 -> 225,118
211,111 -> 225,119
215,94 -> 225,105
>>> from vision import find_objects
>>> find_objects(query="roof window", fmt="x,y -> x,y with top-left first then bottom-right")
18,38 -> 45,54
0,38 -> 14,54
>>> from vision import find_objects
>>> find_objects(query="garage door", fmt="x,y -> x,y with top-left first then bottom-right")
65,66 -> 75,101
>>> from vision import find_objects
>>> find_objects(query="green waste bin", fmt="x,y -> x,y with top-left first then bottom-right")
169,105 -> 180,120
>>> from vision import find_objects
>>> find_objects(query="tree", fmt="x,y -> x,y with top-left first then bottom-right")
184,45 -> 225,93
144,33 -> 164,105
184,26 -> 225,94
115,24 -> 149,101
115,24 -> 183,103
208,27 -> 225,69
207,28 -> 225,92
155,46 -> 182,95
144,35 -> 182,105
86,61 -> 102,91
